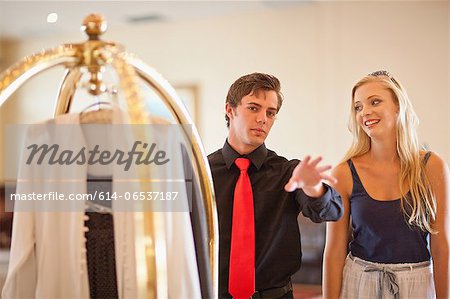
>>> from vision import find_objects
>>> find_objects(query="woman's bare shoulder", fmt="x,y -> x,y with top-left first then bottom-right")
331,161 -> 353,198
424,151 -> 448,177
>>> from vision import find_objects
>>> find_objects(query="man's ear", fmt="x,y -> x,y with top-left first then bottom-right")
225,103 -> 234,119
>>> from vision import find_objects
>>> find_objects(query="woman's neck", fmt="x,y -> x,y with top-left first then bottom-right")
368,135 -> 399,163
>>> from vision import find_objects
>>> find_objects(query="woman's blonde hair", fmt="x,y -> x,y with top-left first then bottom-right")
344,71 -> 437,233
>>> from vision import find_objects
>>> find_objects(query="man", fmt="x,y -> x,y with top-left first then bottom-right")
208,73 -> 343,299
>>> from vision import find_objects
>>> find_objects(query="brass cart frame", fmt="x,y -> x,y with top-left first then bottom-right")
0,14 -> 218,299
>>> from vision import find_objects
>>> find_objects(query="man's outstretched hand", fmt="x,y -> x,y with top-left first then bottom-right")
284,156 -> 337,197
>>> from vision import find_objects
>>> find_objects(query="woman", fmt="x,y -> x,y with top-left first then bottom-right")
323,71 -> 449,298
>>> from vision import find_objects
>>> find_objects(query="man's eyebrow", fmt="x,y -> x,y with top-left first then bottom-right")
246,101 -> 261,107
246,102 -> 278,111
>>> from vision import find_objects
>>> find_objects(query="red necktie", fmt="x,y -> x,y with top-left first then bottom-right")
229,158 -> 255,299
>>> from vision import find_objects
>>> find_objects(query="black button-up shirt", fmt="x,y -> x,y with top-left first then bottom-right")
208,141 -> 343,297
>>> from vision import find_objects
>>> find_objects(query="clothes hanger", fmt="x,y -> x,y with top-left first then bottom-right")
79,88 -> 118,124
80,101 -> 114,124
81,100 -> 113,112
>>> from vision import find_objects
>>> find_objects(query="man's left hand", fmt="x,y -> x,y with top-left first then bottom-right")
284,155 -> 337,198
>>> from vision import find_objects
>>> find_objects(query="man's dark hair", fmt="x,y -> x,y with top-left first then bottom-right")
225,72 -> 283,128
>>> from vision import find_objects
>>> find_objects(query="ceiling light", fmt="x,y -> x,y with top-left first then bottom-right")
47,13 -> 58,23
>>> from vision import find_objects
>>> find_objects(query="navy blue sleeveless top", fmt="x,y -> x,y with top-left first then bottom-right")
348,153 -> 431,263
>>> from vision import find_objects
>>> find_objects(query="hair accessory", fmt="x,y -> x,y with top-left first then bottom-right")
369,70 -> 391,77
368,70 -> 401,88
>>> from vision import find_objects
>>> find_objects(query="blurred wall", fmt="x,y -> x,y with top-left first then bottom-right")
1,1 -> 449,182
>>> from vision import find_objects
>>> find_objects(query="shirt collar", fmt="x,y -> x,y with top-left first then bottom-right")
221,139 -> 268,170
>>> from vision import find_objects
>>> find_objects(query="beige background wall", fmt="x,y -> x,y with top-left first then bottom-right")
1,1 -> 449,182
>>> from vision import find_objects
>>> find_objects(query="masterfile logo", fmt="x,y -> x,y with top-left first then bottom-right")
26,141 -> 170,171
3,123 -> 194,213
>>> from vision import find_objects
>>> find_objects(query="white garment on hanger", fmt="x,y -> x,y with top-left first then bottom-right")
2,113 -> 201,299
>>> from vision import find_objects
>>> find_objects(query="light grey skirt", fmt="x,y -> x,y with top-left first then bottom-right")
340,254 -> 435,299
